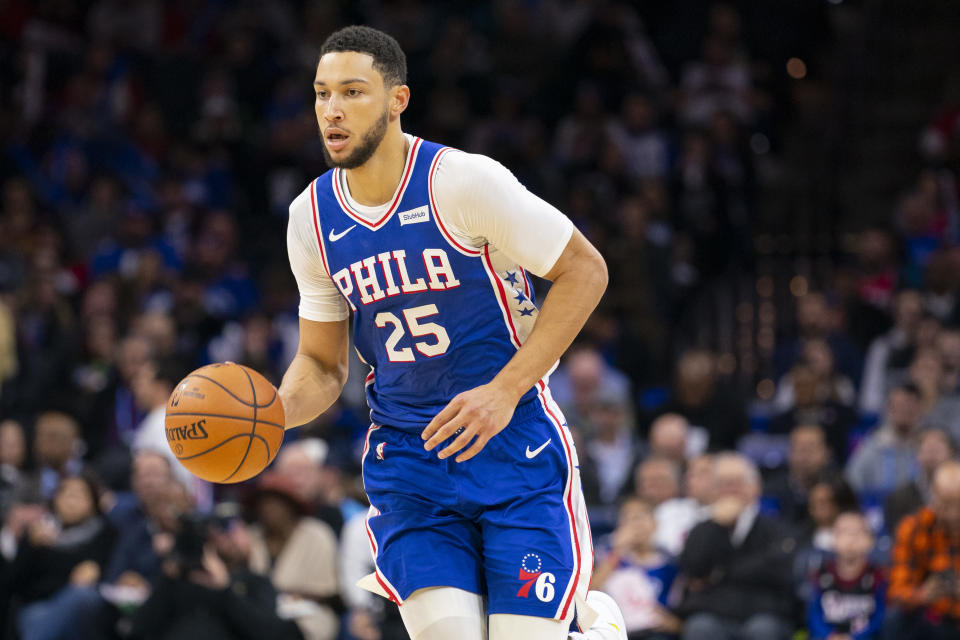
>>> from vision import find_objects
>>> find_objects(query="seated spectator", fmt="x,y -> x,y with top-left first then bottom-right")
885,428 -> 956,534
27,411 -> 85,500
550,344 -> 632,429
912,348 -> 960,440
649,413 -> 699,469
247,473 -> 339,640
586,389 -> 641,506
273,438 -> 344,535
592,497 -> 680,639
806,511 -> 886,640
8,473 -> 115,640
885,460 -> 960,639
635,456 -> 682,509
846,384 -> 924,497
860,290 -> 924,416
657,349 -> 746,451
677,452 -> 796,640
764,424 -> 833,529
794,474 -> 861,594
654,454 -> 715,556
0,418 -> 26,515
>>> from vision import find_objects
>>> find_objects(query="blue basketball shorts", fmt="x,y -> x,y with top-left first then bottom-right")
360,383 -> 593,620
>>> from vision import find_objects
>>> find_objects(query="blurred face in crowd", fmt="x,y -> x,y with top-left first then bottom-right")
685,455 -> 715,505
54,476 -> 96,526
803,339 -> 835,379
567,348 -> 605,402
917,430 -> 954,476
675,350 -> 716,405
932,462 -> 960,533
34,412 -> 79,469
893,290 -> 923,335
0,419 -> 26,469
118,334 -> 153,384
587,399 -> 629,441
635,458 -> 680,507
314,50 -> 408,169
713,454 -> 760,506
909,349 -> 943,395
796,293 -> 828,336
256,494 -> 300,533
789,425 -> 829,482
617,498 -> 656,551
274,446 -> 324,504
649,414 -> 689,464
833,512 -> 873,563
808,482 -> 841,529
791,365 -> 820,407
132,451 -> 174,505
886,387 -> 923,437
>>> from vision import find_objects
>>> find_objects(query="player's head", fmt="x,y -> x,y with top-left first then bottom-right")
315,26 -> 409,169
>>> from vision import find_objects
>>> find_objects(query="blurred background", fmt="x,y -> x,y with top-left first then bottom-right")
2,1 -> 960,639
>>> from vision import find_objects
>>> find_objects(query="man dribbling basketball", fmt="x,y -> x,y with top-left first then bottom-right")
279,25 -> 624,640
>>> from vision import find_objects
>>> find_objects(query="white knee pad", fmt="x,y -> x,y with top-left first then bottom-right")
488,613 -> 570,640
398,587 -> 486,640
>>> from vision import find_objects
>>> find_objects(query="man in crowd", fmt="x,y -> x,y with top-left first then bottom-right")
635,457 -> 682,510
764,424 -> 833,529
885,428 -> 956,534
677,452 -> 796,640
886,460 -> 960,639
654,454 -> 715,556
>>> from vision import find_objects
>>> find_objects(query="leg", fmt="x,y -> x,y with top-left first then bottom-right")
740,613 -> 790,640
398,587 -> 486,640
681,613 -> 734,640
17,585 -> 105,640
489,613 -> 569,640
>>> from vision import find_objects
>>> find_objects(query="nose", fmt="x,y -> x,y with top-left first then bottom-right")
324,96 -> 343,123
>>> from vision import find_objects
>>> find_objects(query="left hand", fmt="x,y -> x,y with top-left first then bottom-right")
70,560 -> 101,586
421,382 -> 520,462
188,545 -> 230,590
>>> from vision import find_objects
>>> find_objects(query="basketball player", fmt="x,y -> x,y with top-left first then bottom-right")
280,25 -> 625,640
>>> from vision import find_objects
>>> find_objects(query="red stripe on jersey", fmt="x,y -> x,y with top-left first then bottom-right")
332,137 -> 422,230
429,147 -> 482,256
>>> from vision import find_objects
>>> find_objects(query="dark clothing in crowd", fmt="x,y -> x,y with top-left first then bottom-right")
807,559 -> 886,639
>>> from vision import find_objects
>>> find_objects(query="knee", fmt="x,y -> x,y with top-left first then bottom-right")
681,613 -> 723,640
741,613 -> 788,640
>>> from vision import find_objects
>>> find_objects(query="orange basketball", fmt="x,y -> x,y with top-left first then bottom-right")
165,362 -> 285,483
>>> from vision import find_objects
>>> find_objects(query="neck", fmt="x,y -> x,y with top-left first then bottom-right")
836,555 -> 866,579
343,128 -> 408,206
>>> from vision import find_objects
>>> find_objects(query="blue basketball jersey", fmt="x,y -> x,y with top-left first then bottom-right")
307,137 -> 543,430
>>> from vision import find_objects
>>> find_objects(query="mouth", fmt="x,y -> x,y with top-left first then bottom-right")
325,129 -> 350,152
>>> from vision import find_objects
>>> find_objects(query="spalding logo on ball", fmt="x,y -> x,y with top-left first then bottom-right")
165,362 -> 285,483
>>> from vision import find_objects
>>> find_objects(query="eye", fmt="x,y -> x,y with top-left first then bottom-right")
347,88 -> 362,97
315,90 -> 328,99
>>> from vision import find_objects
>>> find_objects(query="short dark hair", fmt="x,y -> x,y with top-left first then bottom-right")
319,25 -> 406,87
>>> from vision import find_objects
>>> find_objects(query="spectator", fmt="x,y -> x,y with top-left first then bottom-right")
0,419 -> 26,515
676,452 -> 796,640
912,348 -> 960,439
247,473 -> 339,640
860,290 -> 925,415
886,461 -> 960,639
654,454 -> 715,557
635,457 -> 682,509
28,411 -> 84,500
794,474 -> 861,594
846,384 -> 924,497
586,389 -> 641,506
8,473 -> 115,640
806,510 -> 886,640
764,424 -> 833,529
592,497 -> 680,639
657,349 -> 746,451
272,438 -> 344,535
648,413 -> 696,469
550,345 -> 632,430
885,428 -> 956,534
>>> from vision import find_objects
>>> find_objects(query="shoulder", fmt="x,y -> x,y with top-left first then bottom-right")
433,149 -> 514,188
297,517 -> 338,543
289,180 -> 319,221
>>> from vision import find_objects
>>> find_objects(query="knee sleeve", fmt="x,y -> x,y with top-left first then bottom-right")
398,587 -> 486,640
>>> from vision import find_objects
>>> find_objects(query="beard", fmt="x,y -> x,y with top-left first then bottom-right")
321,108 -> 389,169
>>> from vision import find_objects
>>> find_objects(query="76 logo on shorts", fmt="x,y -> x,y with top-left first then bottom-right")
517,553 -> 555,602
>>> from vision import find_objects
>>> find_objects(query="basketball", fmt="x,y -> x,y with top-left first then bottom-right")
164,362 -> 285,484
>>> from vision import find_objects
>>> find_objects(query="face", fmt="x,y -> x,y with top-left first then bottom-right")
637,460 -> 679,506
713,457 -> 759,504
314,51 -> 403,169
256,494 -> 297,529
54,477 -> 95,526
685,456 -> 715,504
809,483 -> 839,528
833,513 -> 873,560
0,420 -> 26,468
789,427 -> 828,479
650,416 -> 688,462
618,499 -> 655,548
918,431 -> 953,474
275,449 -> 324,503
887,388 -> 922,433
34,414 -> 77,467
132,452 -> 173,504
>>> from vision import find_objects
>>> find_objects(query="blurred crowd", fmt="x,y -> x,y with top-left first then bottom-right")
3,0 -> 960,639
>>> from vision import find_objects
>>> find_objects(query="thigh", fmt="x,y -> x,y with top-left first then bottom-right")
363,425 -> 485,603
398,587 -> 486,640
464,398 -> 592,621
488,613 -> 570,640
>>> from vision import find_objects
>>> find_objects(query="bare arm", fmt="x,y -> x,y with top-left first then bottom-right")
278,317 -> 350,429
422,229 -> 607,460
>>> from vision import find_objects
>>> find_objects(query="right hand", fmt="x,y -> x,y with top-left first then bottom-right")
712,496 -> 745,526
28,518 -> 58,546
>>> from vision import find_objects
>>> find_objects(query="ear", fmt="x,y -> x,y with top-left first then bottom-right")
390,85 -> 410,118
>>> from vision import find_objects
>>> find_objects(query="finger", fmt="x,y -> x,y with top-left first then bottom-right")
424,410 -> 468,451
438,425 -> 479,459
454,433 -> 491,463
422,396 -> 463,441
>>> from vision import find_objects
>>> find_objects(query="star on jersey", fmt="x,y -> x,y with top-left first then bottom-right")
513,289 -> 526,303
504,271 -> 519,286
519,306 -> 535,317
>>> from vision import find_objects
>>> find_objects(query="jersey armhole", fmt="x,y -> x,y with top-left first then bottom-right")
428,147 -> 483,257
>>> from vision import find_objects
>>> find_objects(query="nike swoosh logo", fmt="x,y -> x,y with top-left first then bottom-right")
328,224 -> 357,242
525,439 -> 551,459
